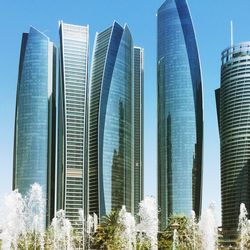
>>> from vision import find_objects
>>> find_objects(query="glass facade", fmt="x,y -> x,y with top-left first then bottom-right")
57,22 -> 89,229
133,47 -> 144,216
89,22 -> 134,218
157,0 -> 203,229
216,42 -> 250,238
13,27 -> 56,226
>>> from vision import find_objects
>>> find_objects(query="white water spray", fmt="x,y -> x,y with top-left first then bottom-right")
118,205 -> 136,249
199,202 -> 218,250
137,196 -> 158,250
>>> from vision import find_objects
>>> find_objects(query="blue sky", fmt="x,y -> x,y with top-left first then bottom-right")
1,0 -> 250,225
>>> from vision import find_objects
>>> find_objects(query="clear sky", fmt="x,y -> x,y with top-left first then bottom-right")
1,0 -> 250,225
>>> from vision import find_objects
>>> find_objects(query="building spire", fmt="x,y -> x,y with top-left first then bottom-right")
231,20 -> 234,47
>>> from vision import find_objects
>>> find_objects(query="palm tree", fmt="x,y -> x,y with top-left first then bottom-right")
158,215 -> 202,250
91,210 -> 125,250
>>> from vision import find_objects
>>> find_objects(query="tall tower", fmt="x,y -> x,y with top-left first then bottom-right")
88,22 -> 134,218
57,22 -> 89,229
133,47 -> 144,215
157,0 -> 203,229
216,42 -> 250,239
13,27 -> 56,226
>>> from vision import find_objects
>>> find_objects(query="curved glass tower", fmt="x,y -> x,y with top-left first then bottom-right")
216,43 -> 250,239
89,22 -> 133,218
13,27 -> 56,225
157,0 -> 203,229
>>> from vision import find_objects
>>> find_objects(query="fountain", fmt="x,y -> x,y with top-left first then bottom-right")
118,205 -> 136,249
51,210 -> 73,250
172,227 -> 179,250
188,210 -> 199,250
238,203 -> 250,250
25,183 -> 46,249
199,202 -> 218,250
0,183 -> 47,250
137,196 -> 158,250
93,213 -> 98,232
77,209 -> 99,249
78,208 -> 85,249
86,214 -> 94,235
0,184 -> 75,250
0,190 -> 25,250
1,185 -> 242,250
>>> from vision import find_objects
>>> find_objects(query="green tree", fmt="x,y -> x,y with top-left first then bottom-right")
91,210 -> 125,250
158,215 -> 202,250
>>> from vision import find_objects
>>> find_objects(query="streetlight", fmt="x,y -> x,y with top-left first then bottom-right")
171,222 -> 180,230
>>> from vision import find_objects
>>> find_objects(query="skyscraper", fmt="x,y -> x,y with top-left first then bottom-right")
13,27 -> 56,225
88,22 -> 134,218
216,42 -> 250,239
133,47 -> 144,215
57,22 -> 89,229
157,0 -> 203,229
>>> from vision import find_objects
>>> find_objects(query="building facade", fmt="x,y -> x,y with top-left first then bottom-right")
157,0 -> 203,229
88,22 -> 134,218
13,27 -> 56,225
57,22 -> 89,229
216,42 -> 250,239
133,47 -> 144,215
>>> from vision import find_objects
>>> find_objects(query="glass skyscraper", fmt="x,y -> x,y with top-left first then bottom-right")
57,22 -> 89,229
13,27 -> 56,226
133,47 -> 144,216
88,22 -> 134,218
157,0 -> 203,229
216,42 -> 250,239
